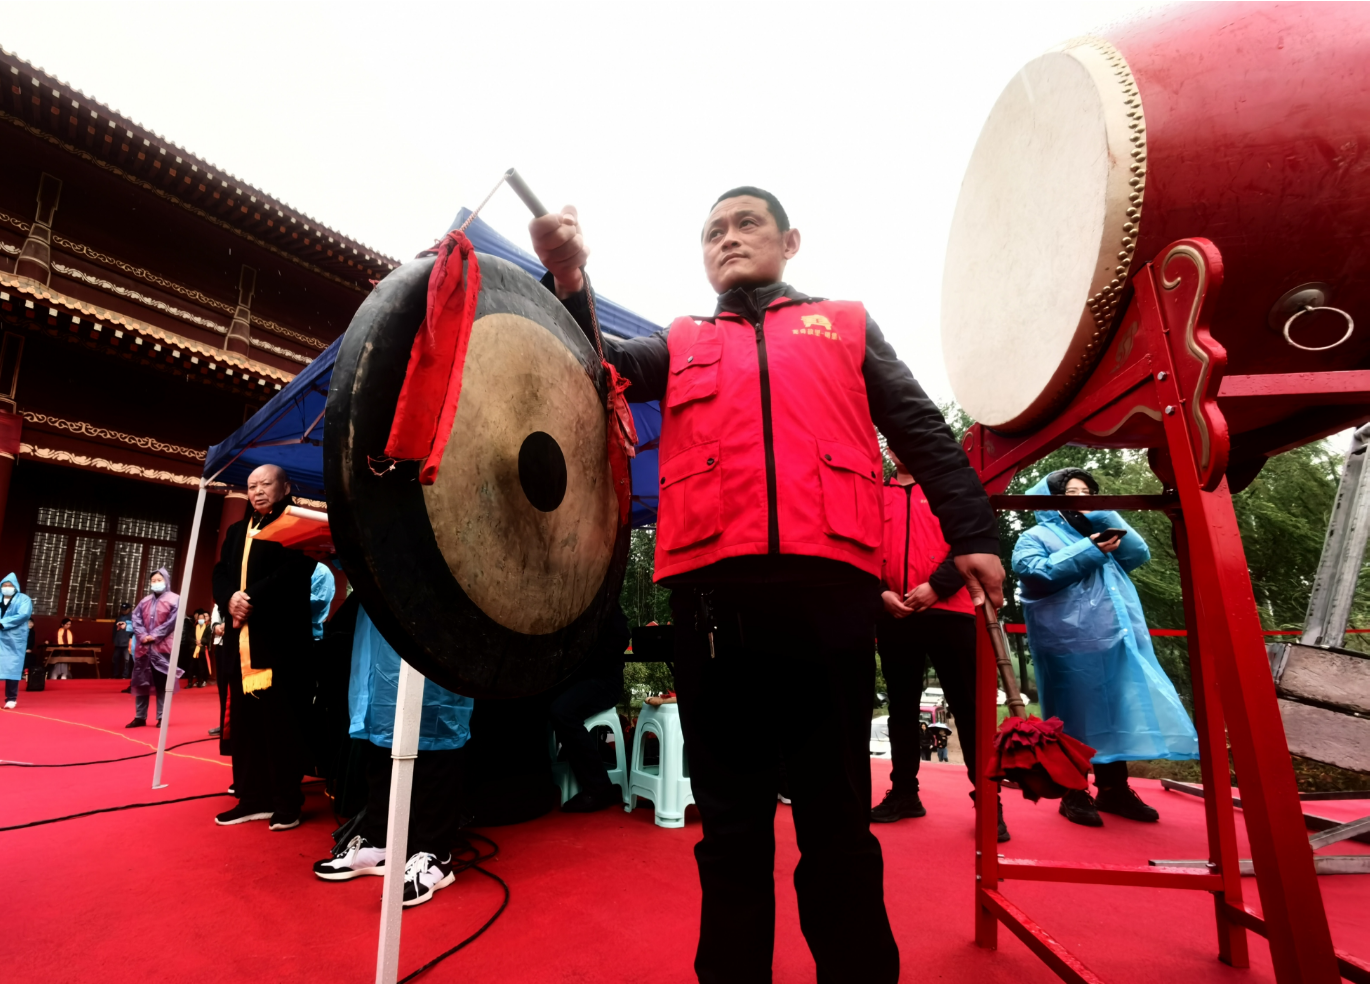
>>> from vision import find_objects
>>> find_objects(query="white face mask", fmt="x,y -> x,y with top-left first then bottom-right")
197,617 -> 207,624
151,581 -> 167,595
0,586 -> 13,598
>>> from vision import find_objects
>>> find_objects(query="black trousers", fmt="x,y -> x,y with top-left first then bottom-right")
230,673 -> 306,814
359,740 -> 466,859
671,581 -> 898,984
877,609 -> 978,791
186,651 -> 209,684
550,676 -> 621,795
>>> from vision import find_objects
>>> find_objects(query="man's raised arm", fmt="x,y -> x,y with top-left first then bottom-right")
530,207 -> 669,402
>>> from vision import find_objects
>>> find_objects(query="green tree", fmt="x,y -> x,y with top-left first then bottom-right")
618,528 -> 675,705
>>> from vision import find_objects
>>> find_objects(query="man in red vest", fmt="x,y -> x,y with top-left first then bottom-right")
532,188 -> 1002,984
873,451 -> 1010,842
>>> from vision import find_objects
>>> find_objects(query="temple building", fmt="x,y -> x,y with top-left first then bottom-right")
0,47 -> 395,667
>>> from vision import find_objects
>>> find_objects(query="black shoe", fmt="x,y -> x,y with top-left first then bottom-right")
561,786 -> 622,813
1059,789 -> 1103,827
870,788 -> 927,823
997,800 -> 1011,843
125,718 -> 146,729
120,687 -> 131,694
154,720 -> 161,728
215,803 -> 272,825
269,810 -> 302,831
1095,784 -> 1160,822
401,852 -> 455,907
208,726 -> 222,737
227,784 -> 236,796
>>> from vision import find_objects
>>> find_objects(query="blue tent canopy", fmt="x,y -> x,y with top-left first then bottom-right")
203,211 -> 662,524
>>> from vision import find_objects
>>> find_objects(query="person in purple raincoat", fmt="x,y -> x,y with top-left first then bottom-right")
127,567 -> 182,728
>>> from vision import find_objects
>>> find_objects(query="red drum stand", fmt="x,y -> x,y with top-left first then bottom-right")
964,238 -> 1370,984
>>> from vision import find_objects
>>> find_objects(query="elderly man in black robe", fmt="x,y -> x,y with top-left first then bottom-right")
212,463 -> 318,830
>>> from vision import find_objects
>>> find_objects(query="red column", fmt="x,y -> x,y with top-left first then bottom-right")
213,493 -> 248,561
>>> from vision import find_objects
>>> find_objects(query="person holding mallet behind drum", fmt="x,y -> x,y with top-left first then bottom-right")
531,187 -> 1003,984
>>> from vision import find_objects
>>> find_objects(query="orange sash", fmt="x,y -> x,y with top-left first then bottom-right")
238,517 -> 272,695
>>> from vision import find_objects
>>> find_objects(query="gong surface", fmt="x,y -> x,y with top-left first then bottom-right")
324,253 -> 629,698
423,311 -> 617,636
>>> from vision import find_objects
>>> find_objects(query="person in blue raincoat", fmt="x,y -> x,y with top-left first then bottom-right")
310,606 -> 474,909
309,563 -> 335,640
1012,468 -> 1198,827
0,573 -> 33,709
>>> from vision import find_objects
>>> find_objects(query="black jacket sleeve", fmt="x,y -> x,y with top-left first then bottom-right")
543,274 -> 670,402
928,554 -> 965,600
862,313 -> 999,557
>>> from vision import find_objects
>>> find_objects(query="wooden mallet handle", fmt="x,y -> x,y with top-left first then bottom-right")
982,598 -> 1028,719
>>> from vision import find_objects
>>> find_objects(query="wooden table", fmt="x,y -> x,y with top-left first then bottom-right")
44,645 -> 103,678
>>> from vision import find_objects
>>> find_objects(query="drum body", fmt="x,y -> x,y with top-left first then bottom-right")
324,253 -> 629,698
943,1 -> 1369,437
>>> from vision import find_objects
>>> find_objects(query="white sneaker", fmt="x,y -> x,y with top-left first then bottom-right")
3,700 -> 15,710
400,851 -> 454,907
313,835 -> 387,881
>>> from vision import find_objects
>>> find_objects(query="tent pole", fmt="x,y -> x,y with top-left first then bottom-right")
376,659 -> 426,984
151,478 -> 209,790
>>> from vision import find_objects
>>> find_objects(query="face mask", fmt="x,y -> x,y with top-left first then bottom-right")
197,618 -> 207,624
151,582 -> 167,595
1,586 -> 14,598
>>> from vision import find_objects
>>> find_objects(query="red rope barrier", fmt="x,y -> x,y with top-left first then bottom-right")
1001,625 -> 1369,637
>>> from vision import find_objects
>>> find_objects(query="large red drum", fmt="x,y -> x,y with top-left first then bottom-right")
943,2 -> 1369,438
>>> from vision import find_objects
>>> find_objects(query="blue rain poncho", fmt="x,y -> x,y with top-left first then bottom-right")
0,572 -> 32,680
1011,479 -> 1198,763
310,563 -> 335,641
348,607 -> 473,751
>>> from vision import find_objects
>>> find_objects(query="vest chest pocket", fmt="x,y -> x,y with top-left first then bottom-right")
658,440 -> 722,551
666,342 -> 722,408
817,440 -> 881,547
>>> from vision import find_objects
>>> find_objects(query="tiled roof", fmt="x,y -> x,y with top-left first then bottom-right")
0,47 -> 401,290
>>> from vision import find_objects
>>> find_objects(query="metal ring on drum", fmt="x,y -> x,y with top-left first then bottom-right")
1283,305 -> 1356,353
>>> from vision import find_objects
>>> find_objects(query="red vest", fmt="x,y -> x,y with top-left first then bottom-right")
880,480 -> 974,616
654,297 -> 883,581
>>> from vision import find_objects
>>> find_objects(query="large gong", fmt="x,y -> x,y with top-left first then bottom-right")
324,253 -> 630,698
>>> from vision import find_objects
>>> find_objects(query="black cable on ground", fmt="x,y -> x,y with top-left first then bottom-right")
399,831 -> 510,984
0,791 -> 234,832
0,780 -> 327,832
0,736 -> 218,768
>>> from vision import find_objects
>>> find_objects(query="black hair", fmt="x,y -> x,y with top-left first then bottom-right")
712,186 -> 790,232
194,608 -> 208,616
60,617 -> 72,625
1045,468 -> 1100,496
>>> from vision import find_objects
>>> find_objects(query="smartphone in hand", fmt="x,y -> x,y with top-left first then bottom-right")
1097,527 -> 1128,542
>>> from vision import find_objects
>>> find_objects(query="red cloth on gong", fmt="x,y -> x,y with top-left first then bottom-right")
384,230 -> 481,485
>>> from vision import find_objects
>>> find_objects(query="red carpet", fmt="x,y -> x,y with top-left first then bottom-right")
2,681 -> 1366,984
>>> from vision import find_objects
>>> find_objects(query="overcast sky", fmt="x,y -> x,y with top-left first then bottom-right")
2,1 -> 1165,401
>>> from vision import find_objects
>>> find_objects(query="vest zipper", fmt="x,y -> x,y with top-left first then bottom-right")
751,310 -> 781,554
903,484 -> 913,596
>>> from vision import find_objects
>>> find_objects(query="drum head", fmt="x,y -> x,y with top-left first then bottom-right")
942,39 -> 1145,432
324,253 -> 629,698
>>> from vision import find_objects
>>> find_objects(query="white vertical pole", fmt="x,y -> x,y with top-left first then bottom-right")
152,479 -> 209,789
376,659 -> 426,984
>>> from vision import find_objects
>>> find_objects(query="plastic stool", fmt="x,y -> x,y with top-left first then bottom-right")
626,702 -> 694,828
550,708 -> 629,806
